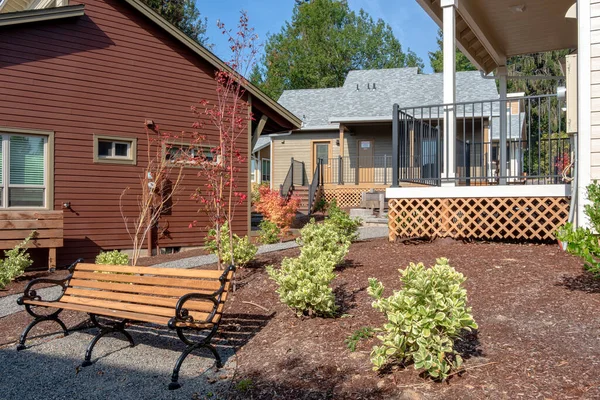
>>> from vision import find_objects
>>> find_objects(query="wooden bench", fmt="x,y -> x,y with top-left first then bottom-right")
16,259 -> 235,390
0,211 -> 64,270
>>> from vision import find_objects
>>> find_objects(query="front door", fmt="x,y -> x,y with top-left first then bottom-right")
312,141 -> 331,183
357,139 -> 374,184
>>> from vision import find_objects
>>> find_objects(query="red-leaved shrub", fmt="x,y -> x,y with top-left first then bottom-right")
255,186 -> 300,237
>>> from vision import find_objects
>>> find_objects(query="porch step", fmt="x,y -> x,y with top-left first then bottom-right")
291,186 -> 311,214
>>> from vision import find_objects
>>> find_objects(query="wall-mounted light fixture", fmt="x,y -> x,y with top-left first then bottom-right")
62,201 -> 71,209
336,139 -> 340,146
281,140 -> 285,144
144,119 -> 155,128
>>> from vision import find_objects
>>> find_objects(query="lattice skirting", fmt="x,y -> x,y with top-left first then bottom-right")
323,188 -> 374,208
388,197 -> 570,241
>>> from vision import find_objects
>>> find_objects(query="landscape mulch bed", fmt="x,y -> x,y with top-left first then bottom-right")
217,238 -> 600,399
2,238 -> 600,399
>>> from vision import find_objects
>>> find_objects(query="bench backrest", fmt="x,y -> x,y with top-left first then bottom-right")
62,263 -> 234,325
0,211 -> 64,249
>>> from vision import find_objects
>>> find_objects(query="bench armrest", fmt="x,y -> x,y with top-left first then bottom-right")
168,292 -> 220,329
16,258 -> 84,305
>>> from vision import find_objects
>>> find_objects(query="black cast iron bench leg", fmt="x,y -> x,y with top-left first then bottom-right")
81,314 -> 135,367
17,307 -> 68,351
168,326 -> 222,390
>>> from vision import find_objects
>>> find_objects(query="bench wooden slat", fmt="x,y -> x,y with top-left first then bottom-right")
68,279 -> 214,298
76,263 -> 227,279
59,296 -> 211,321
63,288 -> 225,314
71,271 -> 222,291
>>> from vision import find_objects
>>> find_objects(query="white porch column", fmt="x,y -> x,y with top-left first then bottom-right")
442,0 -> 457,185
578,0 -> 592,227
497,66 -> 508,185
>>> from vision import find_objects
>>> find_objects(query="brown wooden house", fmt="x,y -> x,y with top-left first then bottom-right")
0,0 -> 300,267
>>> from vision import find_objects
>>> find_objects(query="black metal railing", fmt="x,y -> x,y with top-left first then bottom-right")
325,155 -> 393,185
280,158 -> 306,198
392,94 -> 573,187
308,159 -> 323,213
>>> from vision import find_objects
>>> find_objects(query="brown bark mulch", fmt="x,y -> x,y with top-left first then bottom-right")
219,238 -> 600,399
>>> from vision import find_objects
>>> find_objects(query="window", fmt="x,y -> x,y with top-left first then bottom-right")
261,158 -> 270,182
165,143 -> 215,166
251,158 -> 257,182
0,132 -> 50,208
93,135 -> 137,165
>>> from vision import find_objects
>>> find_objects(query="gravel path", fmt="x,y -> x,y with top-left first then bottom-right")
0,285 -> 63,318
0,325 -> 235,399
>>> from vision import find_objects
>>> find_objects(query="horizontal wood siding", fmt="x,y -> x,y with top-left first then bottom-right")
0,0 -> 249,264
592,0 -> 600,179
271,131 -> 339,188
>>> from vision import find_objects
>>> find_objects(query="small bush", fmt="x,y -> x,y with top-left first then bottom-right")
95,250 -> 129,265
267,219 -> 350,317
326,199 -> 361,242
0,232 -> 34,289
557,182 -> 600,276
258,220 -> 281,244
255,186 -> 299,236
368,258 -> 478,380
206,222 -> 257,267
251,182 -> 267,205
298,219 -> 350,266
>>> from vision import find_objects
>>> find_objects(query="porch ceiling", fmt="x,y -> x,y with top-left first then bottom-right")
417,0 -> 577,73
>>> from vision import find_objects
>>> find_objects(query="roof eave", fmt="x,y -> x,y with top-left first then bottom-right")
122,0 -> 301,130
0,4 -> 85,27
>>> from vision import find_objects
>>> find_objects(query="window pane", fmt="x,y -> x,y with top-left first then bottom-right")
10,135 -> 44,185
98,141 -> 112,157
114,142 -> 129,157
9,187 -> 44,207
316,144 -> 329,165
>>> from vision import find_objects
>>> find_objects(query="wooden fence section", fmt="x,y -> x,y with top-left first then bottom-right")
0,211 -> 64,269
323,187 -> 374,208
388,197 -> 570,241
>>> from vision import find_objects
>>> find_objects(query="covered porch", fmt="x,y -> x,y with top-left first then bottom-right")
386,0 -> 578,241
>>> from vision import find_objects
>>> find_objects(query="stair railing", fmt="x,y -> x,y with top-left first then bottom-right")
308,159 -> 323,214
280,158 -> 306,199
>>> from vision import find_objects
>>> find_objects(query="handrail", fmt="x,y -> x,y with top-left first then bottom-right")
280,158 -> 305,199
308,160 -> 322,214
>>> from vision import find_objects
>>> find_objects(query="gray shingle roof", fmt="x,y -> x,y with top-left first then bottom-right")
277,68 -> 500,128
252,135 -> 271,153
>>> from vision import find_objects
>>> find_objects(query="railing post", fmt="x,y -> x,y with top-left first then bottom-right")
301,161 -> 305,186
338,156 -> 343,185
384,155 -> 388,185
290,157 -> 294,189
392,104 -> 399,187
320,158 -> 324,186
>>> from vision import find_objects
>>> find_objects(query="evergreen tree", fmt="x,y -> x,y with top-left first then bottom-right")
250,0 -> 424,100
428,30 -> 475,73
143,0 -> 209,45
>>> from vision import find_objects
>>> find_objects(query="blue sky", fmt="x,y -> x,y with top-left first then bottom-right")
196,0 -> 439,74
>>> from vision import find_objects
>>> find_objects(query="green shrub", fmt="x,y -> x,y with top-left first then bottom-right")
557,182 -> 600,276
0,232 -> 34,289
267,219 -> 350,316
326,199 -> 361,242
297,219 -> 350,266
206,222 -> 257,267
95,250 -> 129,265
258,220 -> 281,244
267,247 -> 337,317
368,258 -> 478,380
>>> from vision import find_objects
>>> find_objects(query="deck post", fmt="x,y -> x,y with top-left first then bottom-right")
442,0 -> 457,186
290,157 -> 294,188
392,103 -> 399,187
338,156 -> 343,184
498,66 -> 508,185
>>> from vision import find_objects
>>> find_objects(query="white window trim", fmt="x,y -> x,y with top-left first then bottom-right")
0,127 -> 53,210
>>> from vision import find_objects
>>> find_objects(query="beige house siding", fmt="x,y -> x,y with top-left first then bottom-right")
271,131 -> 340,188
592,1 -> 600,179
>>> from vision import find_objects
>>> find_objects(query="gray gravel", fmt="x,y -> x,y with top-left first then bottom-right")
0,285 -> 63,318
0,325 -> 235,399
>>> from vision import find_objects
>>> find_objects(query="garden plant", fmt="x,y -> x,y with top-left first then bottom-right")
95,250 -> 129,266
254,185 -> 300,239
206,222 -> 257,267
0,231 -> 34,289
557,181 -> 600,276
267,219 -> 350,317
368,258 -> 478,380
258,220 -> 281,244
